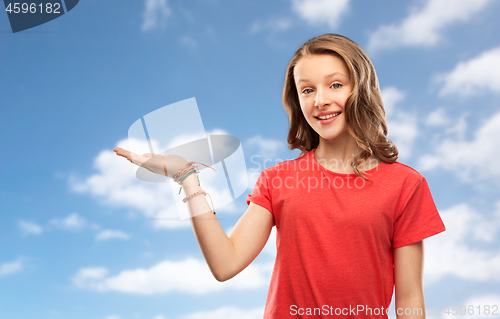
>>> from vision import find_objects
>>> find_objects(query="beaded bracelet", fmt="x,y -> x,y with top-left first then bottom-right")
179,169 -> 197,184
178,169 -> 199,195
173,161 -> 216,183
174,165 -> 195,183
174,161 -> 216,194
182,189 -> 216,214
166,159 -> 217,215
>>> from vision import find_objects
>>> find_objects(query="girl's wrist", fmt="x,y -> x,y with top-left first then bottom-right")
181,173 -> 202,194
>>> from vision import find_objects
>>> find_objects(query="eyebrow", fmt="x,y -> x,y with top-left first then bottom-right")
296,72 -> 347,83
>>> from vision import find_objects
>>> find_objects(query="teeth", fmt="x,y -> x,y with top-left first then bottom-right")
317,112 -> 341,120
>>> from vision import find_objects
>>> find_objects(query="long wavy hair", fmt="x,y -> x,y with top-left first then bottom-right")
283,33 -> 398,180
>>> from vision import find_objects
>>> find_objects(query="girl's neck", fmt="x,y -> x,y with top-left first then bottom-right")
315,134 -> 380,174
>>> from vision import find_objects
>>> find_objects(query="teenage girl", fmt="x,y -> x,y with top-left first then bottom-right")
113,33 -> 446,319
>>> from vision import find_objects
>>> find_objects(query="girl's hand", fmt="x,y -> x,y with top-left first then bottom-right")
113,147 -> 189,179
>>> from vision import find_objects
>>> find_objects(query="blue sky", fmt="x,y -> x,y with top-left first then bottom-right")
1,0 -> 500,318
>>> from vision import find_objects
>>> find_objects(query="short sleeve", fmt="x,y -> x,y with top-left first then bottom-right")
393,176 -> 446,248
246,169 -> 274,217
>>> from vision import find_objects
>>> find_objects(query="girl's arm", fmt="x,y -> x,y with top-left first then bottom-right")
394,240 -> 426,319
183,173 -> 275,282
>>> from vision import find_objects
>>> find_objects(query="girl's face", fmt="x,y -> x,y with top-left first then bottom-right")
294,54 -> 352,142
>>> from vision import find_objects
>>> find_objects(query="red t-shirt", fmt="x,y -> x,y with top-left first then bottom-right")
246,148 -> 446,318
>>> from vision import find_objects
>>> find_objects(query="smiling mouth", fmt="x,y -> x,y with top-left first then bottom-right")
314,111 -> 342,120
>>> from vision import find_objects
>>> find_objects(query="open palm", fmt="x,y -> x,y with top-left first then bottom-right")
113,147 -> 188,179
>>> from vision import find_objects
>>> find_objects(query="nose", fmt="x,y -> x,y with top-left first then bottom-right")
314,87 -> 332,108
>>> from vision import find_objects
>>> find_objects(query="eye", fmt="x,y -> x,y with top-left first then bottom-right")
301,88 -> 313,94
331,83 -> 342,89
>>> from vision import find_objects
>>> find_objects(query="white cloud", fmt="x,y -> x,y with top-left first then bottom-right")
437,46 -> 500,97
0,260 -> 23,277
424,203 -> 500,285
424,108 -> 468,148
104,316 -> 121,319
368,0 -> 493,52
425,107 -> 450,127
73,257 -> 272,295
381,87 -> 419,159
444,113 -> 468,140
142,0 -> 171,32
178,306 -> 265,319
152,316 -> 167,319
381,86 -> 405,117
50,213 -> 87,231
249,0 -> 350,36
69,139 -> 190,229
418,111 -> 500,182
291,0 -> 350,29
246,135 -> 286,163
72,267 -> 108,287
96,230 -> 130,241
18,220 -> 43,235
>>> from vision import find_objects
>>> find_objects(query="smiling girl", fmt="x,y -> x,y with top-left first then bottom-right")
114,33 -> 446,318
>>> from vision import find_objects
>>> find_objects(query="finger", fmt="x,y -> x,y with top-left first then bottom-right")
114,148 -> 132,160
113,148 -> 128,157
114,148 -> 151,167
113,147 -> 128,154
113,147 -> 128,153
115,148 -> 143,164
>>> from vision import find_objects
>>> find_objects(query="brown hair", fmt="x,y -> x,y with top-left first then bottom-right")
283,33 -> 398,180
